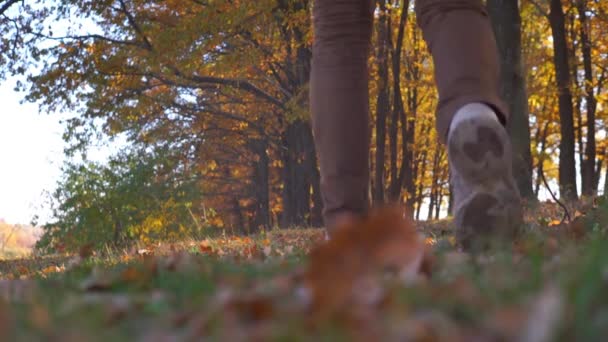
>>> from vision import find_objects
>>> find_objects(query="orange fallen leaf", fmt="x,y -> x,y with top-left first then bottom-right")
79,243 -> 95,259
303,205 -> 430,319
199,240 -> 213,254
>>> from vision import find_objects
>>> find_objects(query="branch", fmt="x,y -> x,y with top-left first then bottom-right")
117,0 -> 153,51
0,0 -> 20,16
182,72 -> 285,109
540,169 -> 572,223
528,0 -> 549,18
30,31 -> 144,48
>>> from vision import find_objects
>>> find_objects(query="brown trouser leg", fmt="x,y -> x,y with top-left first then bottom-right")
311,0 -> 508,229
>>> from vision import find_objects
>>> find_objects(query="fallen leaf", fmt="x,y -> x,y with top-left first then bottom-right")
78,243 -> 95,259
199,240 -> 213,254
138,248 -> 153,256
303,205 -> 429,319
80,268 -> 115,291
30,305 -> 50,331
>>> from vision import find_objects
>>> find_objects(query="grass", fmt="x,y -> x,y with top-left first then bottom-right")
2,202 -> 608,341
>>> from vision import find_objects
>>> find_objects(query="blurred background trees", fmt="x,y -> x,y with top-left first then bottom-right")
1,0 -> 607,250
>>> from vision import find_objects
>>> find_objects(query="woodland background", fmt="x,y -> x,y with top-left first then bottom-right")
0,0 -> 607,251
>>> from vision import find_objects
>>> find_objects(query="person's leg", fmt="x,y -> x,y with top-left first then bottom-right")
310,0 -> 374,235
415,0 -> 522,248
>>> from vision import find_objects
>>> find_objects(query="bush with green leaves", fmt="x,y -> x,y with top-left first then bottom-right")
37,147 -> 206,253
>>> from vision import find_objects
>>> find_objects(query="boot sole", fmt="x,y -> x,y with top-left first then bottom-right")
448,114 -> 523,249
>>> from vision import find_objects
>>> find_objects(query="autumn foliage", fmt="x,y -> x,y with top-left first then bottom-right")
0,1 -> 607,246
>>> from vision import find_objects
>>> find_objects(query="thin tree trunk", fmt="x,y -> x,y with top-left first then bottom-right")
427,145 -> 441,221
549,0 -> 578,200
534,122 -> 550,197
249,138 -> 271,231
577,0 -> 598,196
374,0 -> 390,205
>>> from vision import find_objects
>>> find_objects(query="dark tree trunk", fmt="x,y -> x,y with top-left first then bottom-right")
249,138 -> 271,231
487,0 -> 534,200
428,146 -> 443,221
567,11 -> 585,196
577,0 -> 598,196
231,197 -> 245,235
548,0 -> 578,200
276,0 -> 317,228
309,149 -> 323,227
604,161 -> 608,196
374,0 -> 390,205
281,120 -> 315,227
534,122 -> 550,197
401,7 -> 416,217
447,181 -> 454,215
388,1 -> 410,204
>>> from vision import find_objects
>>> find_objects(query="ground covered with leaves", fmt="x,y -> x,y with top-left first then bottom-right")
2,201 -> 608,341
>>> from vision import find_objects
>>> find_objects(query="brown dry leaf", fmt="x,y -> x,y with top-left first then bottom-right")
121,266 -> 144,283
566,217 -> 587,240
29,305 -> 51,331
199,240 -> 213,254
303,205 -> 430,319
225,295 -> 276,323
80,268 -> 116,291
78,243 -> 95,259
17,265 -> 29,276
40,265 -> 64,277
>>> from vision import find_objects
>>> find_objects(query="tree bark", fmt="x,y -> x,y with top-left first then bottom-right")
374,0 -> 390,205
249,138 -> 271,231
487,0 -> 534,200
548,0 -> 578,200
577,0 -> 598,196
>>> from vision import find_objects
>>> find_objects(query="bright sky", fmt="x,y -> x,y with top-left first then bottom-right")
0,78 -> 66,225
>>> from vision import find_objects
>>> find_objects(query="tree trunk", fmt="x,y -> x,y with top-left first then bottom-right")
281,120 -> 314,227
309,149 -> 323,227
604,160 -> 608,196
534,122 -> 550,197
387,1 -> 410,203
400,7 -> 416,216
487,0 -> 534,200
427,145 -> 441,221
548,0 -> 578,200
577,0 -> 598,196
249,138 -> 270,231
373,0 -> 390,205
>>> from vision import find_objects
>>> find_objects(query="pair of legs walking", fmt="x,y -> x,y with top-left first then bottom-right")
310,0 -> 522,246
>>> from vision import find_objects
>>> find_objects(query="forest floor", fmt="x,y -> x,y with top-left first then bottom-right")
1,199 -> 608,341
